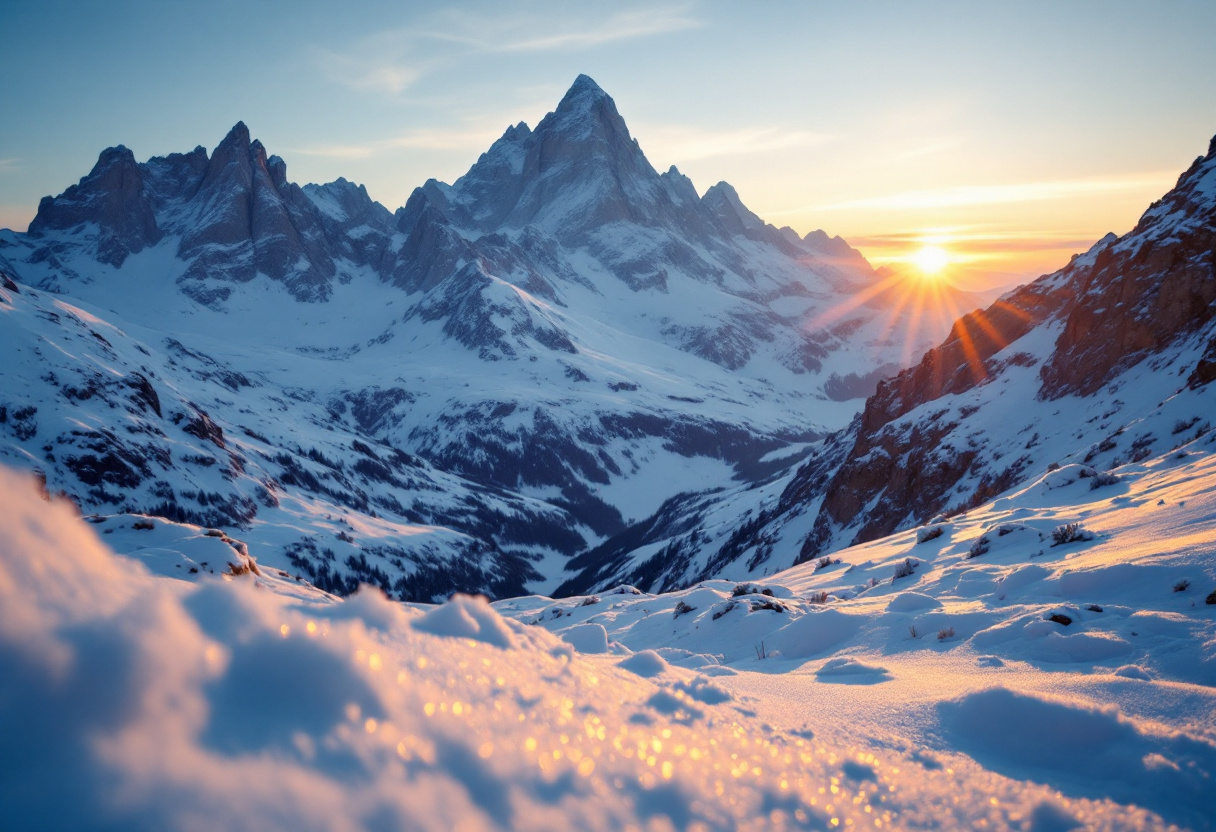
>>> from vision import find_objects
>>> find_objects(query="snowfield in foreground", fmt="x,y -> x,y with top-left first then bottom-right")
1,456 -> 1214,831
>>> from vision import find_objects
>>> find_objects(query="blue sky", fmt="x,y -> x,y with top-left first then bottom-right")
2,0 -> 1214,286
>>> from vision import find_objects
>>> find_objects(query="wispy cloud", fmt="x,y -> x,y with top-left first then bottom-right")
890,136 -> 965,162
289,122 -> 515,161
484,6 -> 701,52
316,4 -> 701,95
637,125 -> 831,164
315,49 -> 424,96
0,158 -> 21,174
807,171 -> 1177,213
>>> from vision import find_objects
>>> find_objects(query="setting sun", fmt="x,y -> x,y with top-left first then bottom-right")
912,244 -> 951,275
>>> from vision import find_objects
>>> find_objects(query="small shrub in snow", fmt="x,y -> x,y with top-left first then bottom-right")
1048,613 -> 1073,626
892,558 -> 918,580
908,624 -> 919,639
673,600 -> 696,619
967,536 -> 990,559
807,591 -> 828,605
916,525 -> 944,544
749,599 -> 786,613
1086,604 -> 1104,613
1172,417 -> 1199,435
1089,472 -> 1120,490
754,641 -> 767,660
1050,523 -> 1093,546
711,601 -> 738,621
133,519 -> 154,531
612,585 -> 642,595
1173,579 -> 1190,593
731,584 -> 752,597
937,627 -> 954,641
815,556 -> 833,571
580,595 -> 601,607
761,588 -> 774,597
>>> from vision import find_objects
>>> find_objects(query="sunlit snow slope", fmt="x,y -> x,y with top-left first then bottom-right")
3,462 -> 1209,831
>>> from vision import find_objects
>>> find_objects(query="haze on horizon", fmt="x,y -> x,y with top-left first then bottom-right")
1,0 -> 1213,292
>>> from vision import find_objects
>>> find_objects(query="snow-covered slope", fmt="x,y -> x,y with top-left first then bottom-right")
506,433 -> 1216,830
0,76 -> 969,597
558,132 -> 1216,594
3,434 -> 1212,829
0,274 -> 571,600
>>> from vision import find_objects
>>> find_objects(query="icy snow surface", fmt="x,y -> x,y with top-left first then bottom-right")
3,437 -> 1214,829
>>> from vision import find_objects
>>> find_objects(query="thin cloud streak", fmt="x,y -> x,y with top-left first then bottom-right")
421,4 -> 700,53
807,171 -> 1177,212
315,48 -> 423,96
890,136 -> 965,161
317,5 -> 700,95
492,7 -> 701,52
289,125 -> 512,161
851,230 -> 1102,254
637,125 -> 832,164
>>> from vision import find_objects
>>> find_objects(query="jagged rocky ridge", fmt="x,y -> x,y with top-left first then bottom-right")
0,76 -> 972,599
553,131 -> 1216,594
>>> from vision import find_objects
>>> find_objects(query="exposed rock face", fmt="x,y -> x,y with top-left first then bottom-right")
1039,145 -> 1216,398
794,134 -> 1216,562
27,122 -> 398,305
176,122 -> 362,303
29,146 -> 162,267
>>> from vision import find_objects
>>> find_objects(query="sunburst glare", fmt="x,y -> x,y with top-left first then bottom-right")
912,244 -> 951,276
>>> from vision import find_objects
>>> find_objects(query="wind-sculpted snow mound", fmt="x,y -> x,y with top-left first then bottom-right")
0,463 -> 1172,831
505,445 -> 1216,829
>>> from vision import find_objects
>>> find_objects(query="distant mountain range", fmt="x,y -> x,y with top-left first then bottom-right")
2,75 -> 1211,600
0,75 -> 975,599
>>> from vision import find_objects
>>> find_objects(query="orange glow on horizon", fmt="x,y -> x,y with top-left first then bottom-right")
851,225 -> 1115,293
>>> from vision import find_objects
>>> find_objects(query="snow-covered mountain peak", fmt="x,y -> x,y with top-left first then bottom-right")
0,77 -> 986,602
542,73 -> 630,140
438,74 -> 663,238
